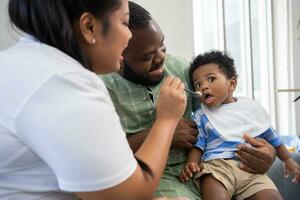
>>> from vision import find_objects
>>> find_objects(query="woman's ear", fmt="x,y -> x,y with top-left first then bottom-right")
78,12 -> 101,45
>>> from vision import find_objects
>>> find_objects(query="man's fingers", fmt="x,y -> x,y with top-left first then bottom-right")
178,118 -> 197,129
238,162 -> 258,174
237,135 -> 276,174
188,136 -> 197,144
238,143 -> 269,160
236,151 -> 261,173
183,143 -> 193,149
243,134 -> 266,147
181,126 -> 198,137
185,119 -> 197,128
189,128 -> 198,137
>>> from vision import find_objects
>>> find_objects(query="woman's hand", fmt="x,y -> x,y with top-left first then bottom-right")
156,76 -> 187,121
236,134 -> 276,174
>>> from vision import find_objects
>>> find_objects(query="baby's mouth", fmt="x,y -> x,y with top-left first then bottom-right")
203,93 -> 214,104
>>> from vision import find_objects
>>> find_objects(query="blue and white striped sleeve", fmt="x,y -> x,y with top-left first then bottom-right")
257,127 -> 283,147
192,112 -> 206,151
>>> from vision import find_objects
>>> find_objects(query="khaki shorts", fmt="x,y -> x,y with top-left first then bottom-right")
194,159 -> 278,200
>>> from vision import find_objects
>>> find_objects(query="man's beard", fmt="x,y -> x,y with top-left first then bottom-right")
121,61 -> 164,86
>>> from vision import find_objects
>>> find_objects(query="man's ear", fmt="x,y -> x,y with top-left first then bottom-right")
230,77 -> 237,90
78,12 -> 100,45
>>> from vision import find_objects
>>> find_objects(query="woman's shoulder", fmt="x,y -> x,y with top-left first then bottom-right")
3,37 -> 85,75
0,38 -> 103,120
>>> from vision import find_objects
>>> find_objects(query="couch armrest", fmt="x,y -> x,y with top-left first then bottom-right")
267,153 -> 300,200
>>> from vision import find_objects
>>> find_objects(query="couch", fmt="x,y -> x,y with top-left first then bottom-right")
267,153 -> 300,200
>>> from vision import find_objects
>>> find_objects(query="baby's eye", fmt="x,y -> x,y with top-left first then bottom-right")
194,82 -> 201,89
208,77 -> 215,82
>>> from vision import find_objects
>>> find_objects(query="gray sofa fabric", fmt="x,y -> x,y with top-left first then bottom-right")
267,153 -> 300,200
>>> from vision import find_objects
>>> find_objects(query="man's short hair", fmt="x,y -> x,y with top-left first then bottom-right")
128,1 -> 152,29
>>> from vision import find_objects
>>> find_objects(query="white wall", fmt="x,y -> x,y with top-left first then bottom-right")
0,0 -> 18,50
132,0 -> 195,60
291,0 -> 300,133
0,0 -> 195,60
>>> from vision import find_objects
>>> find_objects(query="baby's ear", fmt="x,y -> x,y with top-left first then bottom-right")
230,77 -> 237,90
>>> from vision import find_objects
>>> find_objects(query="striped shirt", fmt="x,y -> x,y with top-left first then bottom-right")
193,104 -> 283,162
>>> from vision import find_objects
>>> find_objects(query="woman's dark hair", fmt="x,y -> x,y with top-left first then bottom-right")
189,51 -> 238,89
8,0 -> 122,70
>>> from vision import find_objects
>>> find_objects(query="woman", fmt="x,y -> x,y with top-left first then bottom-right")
0,0 -> 186,199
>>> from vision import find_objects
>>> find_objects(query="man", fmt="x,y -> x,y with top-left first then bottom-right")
100,1 -> 276,199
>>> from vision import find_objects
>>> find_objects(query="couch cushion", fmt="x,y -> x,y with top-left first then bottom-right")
267,153 -> 300,200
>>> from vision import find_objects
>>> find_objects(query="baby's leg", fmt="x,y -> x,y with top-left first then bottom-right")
200,174 -> 231,200
245,189 -> 283,200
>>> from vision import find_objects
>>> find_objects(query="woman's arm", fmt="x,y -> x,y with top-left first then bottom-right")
76,76 -> 187,200
77,118 -> 179,200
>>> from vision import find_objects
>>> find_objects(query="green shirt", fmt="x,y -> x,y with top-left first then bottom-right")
101,54 -> 200,199
100,54 -> 192,166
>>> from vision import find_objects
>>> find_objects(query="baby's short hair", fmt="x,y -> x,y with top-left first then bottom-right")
189,51 -> 237,89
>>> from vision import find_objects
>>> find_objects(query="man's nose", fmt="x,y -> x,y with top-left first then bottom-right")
153,49 -> 166,65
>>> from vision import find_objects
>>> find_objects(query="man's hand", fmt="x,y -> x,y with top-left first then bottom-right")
171,119 -> 198,149
236,134 -> 276,174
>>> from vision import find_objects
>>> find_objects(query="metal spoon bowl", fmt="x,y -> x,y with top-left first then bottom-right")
184,88 -> 202,98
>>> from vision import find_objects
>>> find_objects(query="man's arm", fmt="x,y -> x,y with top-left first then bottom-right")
127,119 -> 198,153
127,129 -> 149,153
236,134 -> 276,174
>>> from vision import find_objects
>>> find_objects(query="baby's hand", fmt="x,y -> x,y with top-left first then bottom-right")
179,162 -> 201,182
292,169 -> 300,183
284,158 -> 300,183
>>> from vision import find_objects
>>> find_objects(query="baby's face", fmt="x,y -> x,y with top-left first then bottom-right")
192,63 -> 236,107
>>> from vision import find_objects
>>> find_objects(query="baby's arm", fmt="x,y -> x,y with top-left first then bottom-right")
276,144 -> 300,183
179,147 -> 203,182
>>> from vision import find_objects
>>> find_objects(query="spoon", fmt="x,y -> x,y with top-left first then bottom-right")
184,88 -> 202,98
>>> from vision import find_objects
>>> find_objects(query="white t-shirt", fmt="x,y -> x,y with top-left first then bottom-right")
0,37 -> 137,199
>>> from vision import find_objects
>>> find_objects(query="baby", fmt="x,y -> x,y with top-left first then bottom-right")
179,51 -> 300,200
